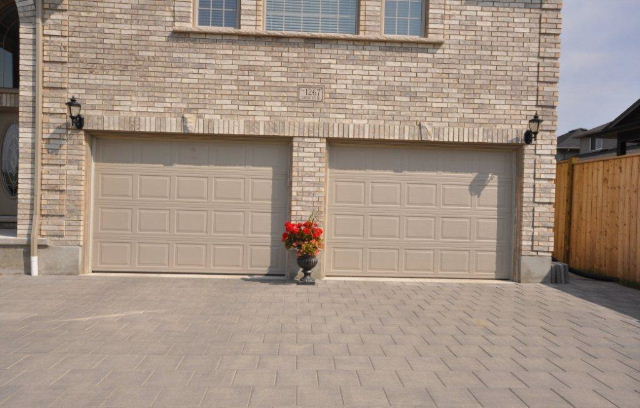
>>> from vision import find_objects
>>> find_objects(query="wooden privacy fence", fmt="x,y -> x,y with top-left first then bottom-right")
554,154 -> 640,283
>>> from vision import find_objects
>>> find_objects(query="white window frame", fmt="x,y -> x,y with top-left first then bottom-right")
263,0 -> 361,34
195,0 -> 241,29
382,0 -> 428,37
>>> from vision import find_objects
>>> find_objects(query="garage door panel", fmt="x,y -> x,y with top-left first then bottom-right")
175,176 -> 208,201
368,249 -> 400,272
96,242 -> 132,267
137,175 -> 171,200
137,243 -> 170,267
174,244 -> 207,268
93,138 -> 289,274
175,210 -> 208,234
406,183 -> 437,207
213,211 -> 245,235
98,174 -> 133,199
369,216 -> 400,239
213,177 -> 245,201
98,208 -> 133,233
405,217 -> 435,240
138,209 -> 170,233
328,144 -> 514,279
370,183 -> 401,206
440,218 -> 471,241
439,250 -> 471,274
404,250 -> 435,272
441,185 -> 473,208
333,181 -> 366,205
212,245 -> 244,268
330,248 -> 363,272
331,214 -> 365,239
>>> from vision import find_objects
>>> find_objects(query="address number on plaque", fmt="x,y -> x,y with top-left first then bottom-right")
298,87 -> 324,102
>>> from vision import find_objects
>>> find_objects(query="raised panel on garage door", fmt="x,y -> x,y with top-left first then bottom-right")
327,143 -> 514,279
92,137 -> 290,274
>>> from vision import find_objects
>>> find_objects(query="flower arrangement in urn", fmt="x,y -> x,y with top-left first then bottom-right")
282,214 -> 324,285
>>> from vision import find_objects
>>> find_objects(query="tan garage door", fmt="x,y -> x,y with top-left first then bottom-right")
327,144 -> 515,279
92,137 -> 290,275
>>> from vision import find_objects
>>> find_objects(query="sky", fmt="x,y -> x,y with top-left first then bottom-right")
558,0 -> 640,135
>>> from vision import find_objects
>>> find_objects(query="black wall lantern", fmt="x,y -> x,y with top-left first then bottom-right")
66,96 -> 84,130
524,113 -> 543,144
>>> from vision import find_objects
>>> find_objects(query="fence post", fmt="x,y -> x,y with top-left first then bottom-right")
563,157 -> 578,263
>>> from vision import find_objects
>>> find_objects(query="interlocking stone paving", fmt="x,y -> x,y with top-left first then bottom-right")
0,274 -> 638,407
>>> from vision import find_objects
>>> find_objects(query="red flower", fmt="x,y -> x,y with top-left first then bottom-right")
281,232 -> 289,241
303,227 -> 312,235
312,228 -> 323,238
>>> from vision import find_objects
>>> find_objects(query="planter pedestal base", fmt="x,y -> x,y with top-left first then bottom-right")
296,255 -> 318,285
297,270 -> 315,285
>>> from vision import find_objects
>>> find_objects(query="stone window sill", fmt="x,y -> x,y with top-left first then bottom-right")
173,26 -> 444,45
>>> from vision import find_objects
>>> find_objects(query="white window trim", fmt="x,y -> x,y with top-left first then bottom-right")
194,0 -> 242,29
382,0 -> 429,37
262,0 -> 361,35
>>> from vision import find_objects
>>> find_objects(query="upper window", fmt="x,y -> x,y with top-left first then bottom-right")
265,0 -> 359,34
198,0 -> 240,28
384,0 -> 425,36
590,137 -> 604,152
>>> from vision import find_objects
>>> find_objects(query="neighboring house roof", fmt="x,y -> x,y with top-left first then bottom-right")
557,128 -> 587,150
576,98 -> 640,139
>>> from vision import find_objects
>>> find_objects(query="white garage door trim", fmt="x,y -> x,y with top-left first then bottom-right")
326,142 -> 517,279
89,135 -> 291,275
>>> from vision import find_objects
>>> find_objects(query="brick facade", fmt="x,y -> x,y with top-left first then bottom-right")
14,0 -> 562,277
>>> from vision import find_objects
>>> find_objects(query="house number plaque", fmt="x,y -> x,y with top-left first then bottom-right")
298,86 -> 324,102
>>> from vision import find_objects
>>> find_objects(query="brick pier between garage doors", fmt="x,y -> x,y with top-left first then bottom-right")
64,125 -> 550,283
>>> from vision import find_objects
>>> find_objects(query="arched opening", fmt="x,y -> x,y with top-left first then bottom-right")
0,0 -> 18,229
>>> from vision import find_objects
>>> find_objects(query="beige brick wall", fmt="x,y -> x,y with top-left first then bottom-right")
16,0 -> 562,266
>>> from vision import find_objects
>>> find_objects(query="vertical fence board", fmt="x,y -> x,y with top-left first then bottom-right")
554,155 -> 640,283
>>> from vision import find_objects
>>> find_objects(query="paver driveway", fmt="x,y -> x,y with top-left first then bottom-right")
0,274 -> 639,407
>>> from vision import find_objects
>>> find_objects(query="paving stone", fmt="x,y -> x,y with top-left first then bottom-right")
152,385 -> 207,407
297,355 -> 335,370
296,386 -> 343,407
250,386 -> 297,407
357,370 -> 402,387
551,371 -> 613,391
218,355 -> 259,370
473,370 -> 527,388
102,386 -> 163,408
370,356 -> 411,371
318,369 -> 360,387
233,369 -> 277,386
313,343 -> 349,356
468,388 -> 527,407
555,387 -> 617,408
428,387 -> 481,407
512,370 -> 569,389
276,369 -> 319,387
594,388 -> 640,408
258,355 -> 297,370
384,387 -> 435,407
202,386 -> 252,407
340,386 -> 390,407
335,356 -> 374,371
99,370 -> 153,390
396,370 -> 444,388
512,388 -> 573,408
435,371 -> 484,388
